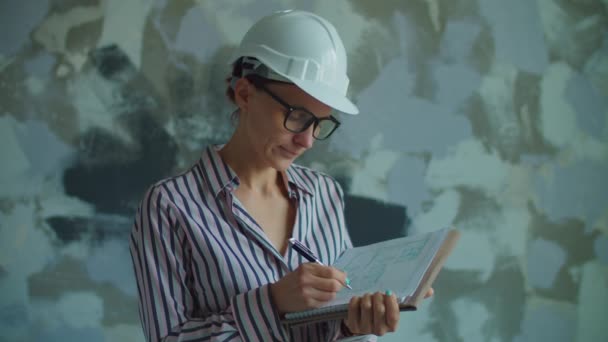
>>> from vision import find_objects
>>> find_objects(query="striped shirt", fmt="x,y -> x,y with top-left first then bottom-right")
129,145 -> 373,341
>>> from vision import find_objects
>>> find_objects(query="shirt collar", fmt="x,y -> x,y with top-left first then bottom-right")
200,145 -> 315,198
199,145 -> 239,198
285,165 -> 315,197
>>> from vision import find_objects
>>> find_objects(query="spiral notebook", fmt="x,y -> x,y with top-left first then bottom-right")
281,228 -> 460,326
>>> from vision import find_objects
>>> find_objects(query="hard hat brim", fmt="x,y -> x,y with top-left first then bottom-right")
290,78 -> 359,115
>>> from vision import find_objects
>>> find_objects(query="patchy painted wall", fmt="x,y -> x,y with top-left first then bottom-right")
1,1 -> 607,341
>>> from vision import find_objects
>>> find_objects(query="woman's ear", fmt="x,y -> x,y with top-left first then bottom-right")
233,78 -> 253,113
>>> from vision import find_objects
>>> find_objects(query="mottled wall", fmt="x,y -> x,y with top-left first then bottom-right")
1,1 -> 607,341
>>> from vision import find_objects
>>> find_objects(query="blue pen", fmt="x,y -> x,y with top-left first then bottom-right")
288,238 -> 352,289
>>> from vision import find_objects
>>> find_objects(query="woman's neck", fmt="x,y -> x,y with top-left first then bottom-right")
218,135 -> 281,197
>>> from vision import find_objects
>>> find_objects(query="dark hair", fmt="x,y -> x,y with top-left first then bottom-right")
225,58 -> 244,105
226,58 -> 271,122
225,58 -> 274,105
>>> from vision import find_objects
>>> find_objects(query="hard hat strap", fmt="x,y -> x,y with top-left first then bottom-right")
240,56 -> 292,83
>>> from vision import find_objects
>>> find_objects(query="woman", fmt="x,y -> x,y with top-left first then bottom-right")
129,10 -> 430,341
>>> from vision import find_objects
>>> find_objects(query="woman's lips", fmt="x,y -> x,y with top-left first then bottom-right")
280,146 -> 298,157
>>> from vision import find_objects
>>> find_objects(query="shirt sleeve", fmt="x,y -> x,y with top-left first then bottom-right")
321,178 -> 347,341
129,185 -> 289,341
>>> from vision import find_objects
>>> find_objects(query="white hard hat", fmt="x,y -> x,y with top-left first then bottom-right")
230,10 -> 359,115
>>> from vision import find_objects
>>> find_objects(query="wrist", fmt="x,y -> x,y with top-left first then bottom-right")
268,283 -> 284,315
341,320 -> 356,337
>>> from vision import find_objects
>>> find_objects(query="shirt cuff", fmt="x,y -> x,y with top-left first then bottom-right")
231,284 -> 289,341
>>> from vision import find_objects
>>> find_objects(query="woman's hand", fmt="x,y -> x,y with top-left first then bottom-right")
343,291 -> 400,336
343,288 -> 434,336
270,263 -> 348,314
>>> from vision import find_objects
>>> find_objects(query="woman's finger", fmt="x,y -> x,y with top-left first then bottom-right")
424,287 -> 434,298
384,291 -> 400,331
346,296 -> 361,334
303,264 -> 349,291
372,292 -> 387,336
359,293 -> 373,333
301,285 -> 338,304
295,264 -> 344,293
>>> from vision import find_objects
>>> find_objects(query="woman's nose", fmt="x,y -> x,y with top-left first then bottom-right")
293,124 -> 315,149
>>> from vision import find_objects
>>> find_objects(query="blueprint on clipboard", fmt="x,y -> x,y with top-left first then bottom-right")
325,228 -> 447,307
282,228 -> 459,325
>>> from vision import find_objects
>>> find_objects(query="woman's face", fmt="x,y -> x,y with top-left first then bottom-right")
237,79 -> 333,171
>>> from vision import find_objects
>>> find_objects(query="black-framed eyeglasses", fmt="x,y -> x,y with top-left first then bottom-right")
250,78 -> 341,140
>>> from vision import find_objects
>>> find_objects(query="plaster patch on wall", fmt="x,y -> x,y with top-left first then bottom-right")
442,228 -> 496,282
537,0 -> 606,68
67,72 -> 133,145
495,207 -> 531,257
85,239 -> 138,297
458,203 -> 531,258
533,160 -> 608,229
103,324 -> 146,342
0,204 -> 51,274
23,52 -> 56,77
38,326 -> 104,342
539,64 -> 577,149
440,20 -> 481,62
349,135 -> 401,202
380,297 -> 435,342
55,292 -> 104,329
331,55 -> 471,159
174,6 -> 222,63
38,195 -> 95,223
33,4 -> 104,72
313,0 -> 379,53
0,117 -> 31,183
583,47 -> 608,99
432,61 -> 481,110
387,154 -> 430,218
478,61 -> 527,157
0,204 -> 54,318
425,139 -> 510,197
0,0 -> 50,55
566,72 -> 607,140
25,76 -> 46,95
451,298 -> 499,342
190,0 -> 257,45
479,0 -> 548,73
59,240 -> 93,261
576,261 -> 608,342
98,0 -> 153,69
0,302 -> 29,340
513,298 -> 576,342
527,238 -> 566,289
170,114 -> 226,151
539,64 -> 608,162
0,118 -> 74,199
412,189 -> 460,235
432,19 -> 481,108
597,208 -> 608,236
14,120 -> 74,177
0,54 -> 11,71
593,234 -> 608,264
56,63 -> 71,78
496,164 -> 536,208
423,0 -> 441,32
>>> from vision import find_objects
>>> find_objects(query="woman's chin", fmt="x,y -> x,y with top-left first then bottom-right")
272,158 -> 293,172
271,148 -> 298,169
269,155 -> 295,172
